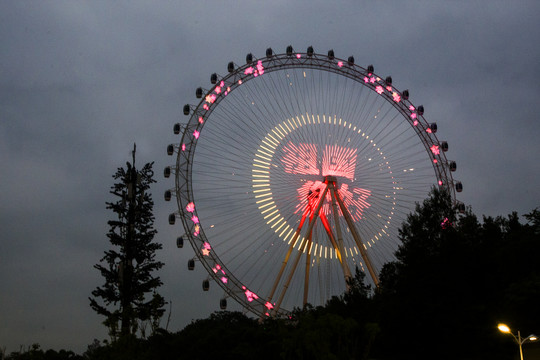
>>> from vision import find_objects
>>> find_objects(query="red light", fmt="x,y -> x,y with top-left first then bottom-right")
322,144 -> 357,180
281,142 -> 320,175
281,141 -> 372,222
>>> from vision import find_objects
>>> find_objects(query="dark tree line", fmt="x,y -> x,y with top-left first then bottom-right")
6,188 -> 539,359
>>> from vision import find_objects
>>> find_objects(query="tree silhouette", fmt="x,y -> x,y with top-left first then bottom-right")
90,145 -> 165,340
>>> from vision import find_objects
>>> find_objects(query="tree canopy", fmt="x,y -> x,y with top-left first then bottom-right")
89,149 -> 165,341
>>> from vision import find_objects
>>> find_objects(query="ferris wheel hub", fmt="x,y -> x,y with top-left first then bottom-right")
324,175 -> 338,183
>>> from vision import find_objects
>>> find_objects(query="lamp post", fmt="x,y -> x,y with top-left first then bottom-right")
498,323 -> 537,360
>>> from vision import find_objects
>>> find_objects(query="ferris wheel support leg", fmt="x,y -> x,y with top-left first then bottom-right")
303,229 -> 314,307
318,209 -> 341,263
272,185 -> 329,316
328,182 -> 353,286
334,187 -> 379,287
263,199 -> 312,319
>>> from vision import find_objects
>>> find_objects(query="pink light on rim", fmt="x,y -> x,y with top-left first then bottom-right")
201,248 -> 210,256
220,277 -> 228,284
281,142 -> 320,175
413,120 -> 419,126
244,67 -> 254,75
438,180 -> 443,186
430,145 -> 440,155
441,217 -> 452,229
214,86 -> 221,94
203,104 -> 209,111
238,80 -> 242,85
265,302 -> 274,310
241,286 -> 259,302
409,105 -> 415,111
337,61 -> 343,67
186,202 -> 195,212
205,94 -> 216,104
410,112 -> 417,119
322,144 -> 357,180
386,86 -> 392,91
364,76 -> 369,83
392,92 -> 401,102
426,128 -> 432,133
198,116 -> 204,124
212,264 -> 226,275
256,60 -> 264,75
193,224 -> 200,236
191,215 -> 199,224
203,242 -> 211,250
296,53 -> 301,59
375,86 -> 384,94
370,77 -> 376,83
193,130 -> 200,139
181,143 -> 186,151
433,159 -> 438,164
220,81 -> 225,87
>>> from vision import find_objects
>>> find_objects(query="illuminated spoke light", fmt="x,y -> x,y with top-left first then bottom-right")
322,144 -> 357,180
281,142 -> 319,175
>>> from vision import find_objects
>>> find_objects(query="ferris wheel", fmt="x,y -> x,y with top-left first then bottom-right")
165,46 -> 463,318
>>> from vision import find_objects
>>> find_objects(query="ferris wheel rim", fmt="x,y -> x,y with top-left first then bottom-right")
170,47 -> 459,318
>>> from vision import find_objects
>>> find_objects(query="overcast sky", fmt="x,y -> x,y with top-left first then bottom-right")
1,0 -> 539,354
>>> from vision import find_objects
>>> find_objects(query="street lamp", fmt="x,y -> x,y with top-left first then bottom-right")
497,323 -> 537,360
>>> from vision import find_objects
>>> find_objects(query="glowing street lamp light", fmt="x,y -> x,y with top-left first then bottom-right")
497,323 -> 537,360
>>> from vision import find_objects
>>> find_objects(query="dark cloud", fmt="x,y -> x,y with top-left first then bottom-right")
1,0 -> 539,353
